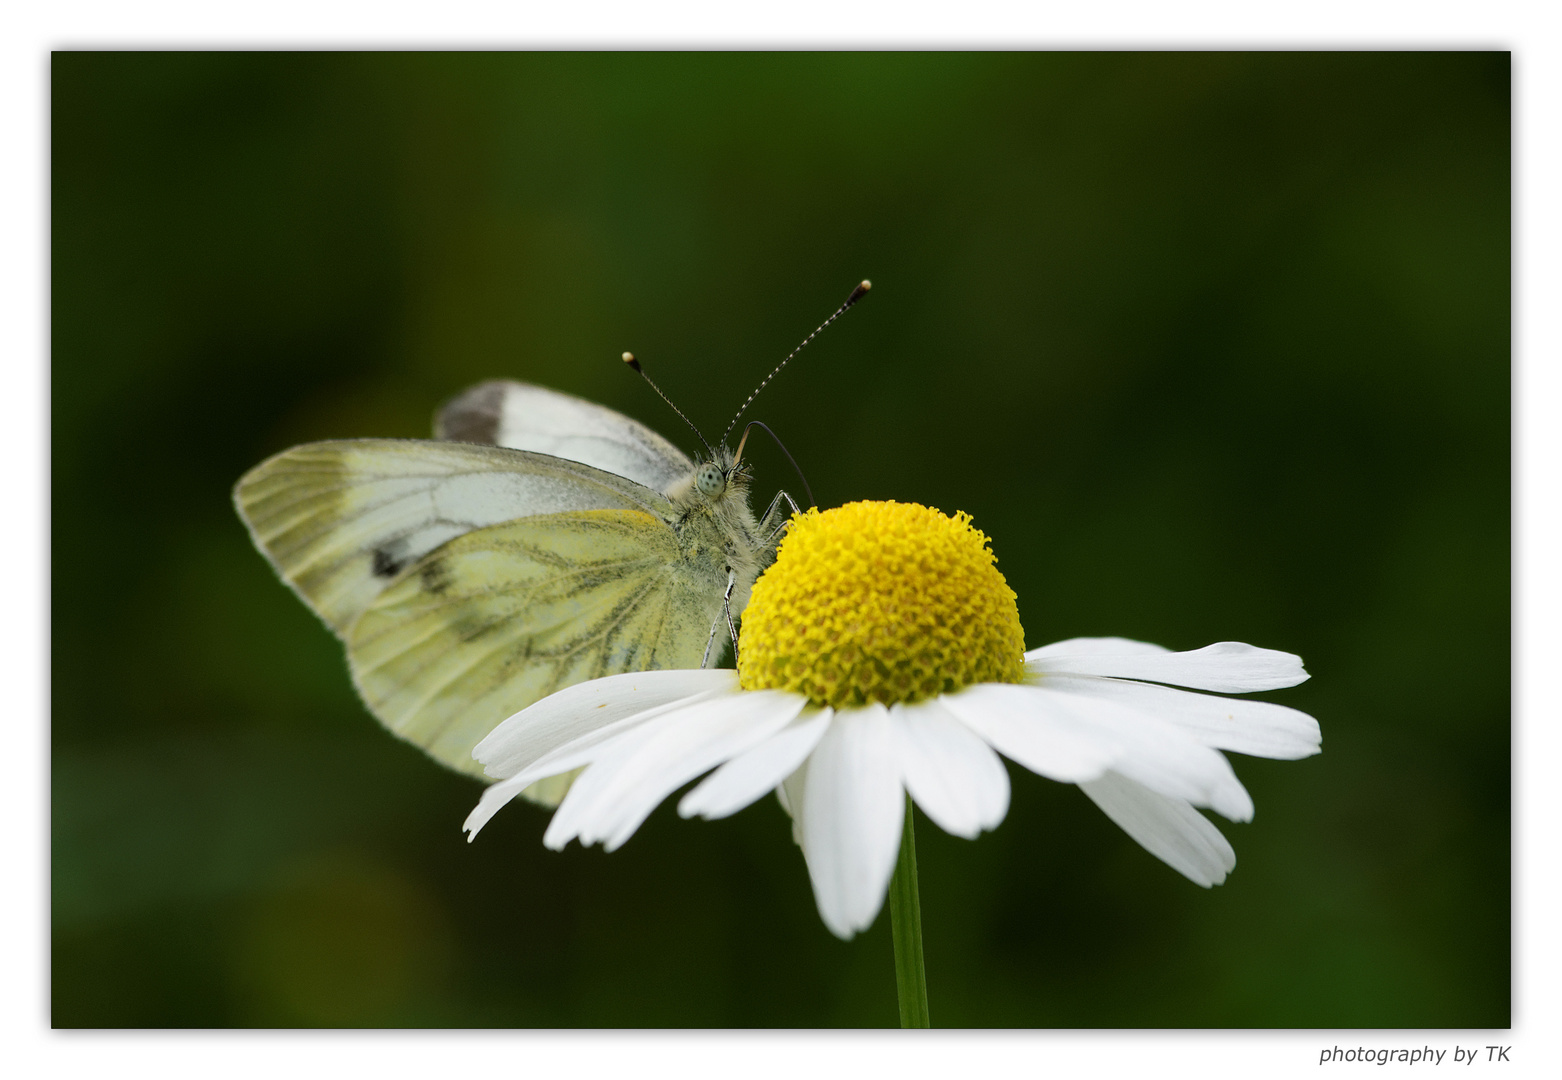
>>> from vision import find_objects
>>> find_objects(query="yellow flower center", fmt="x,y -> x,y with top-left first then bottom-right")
737,500 -> 1026,708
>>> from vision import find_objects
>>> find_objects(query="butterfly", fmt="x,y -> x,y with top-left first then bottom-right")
232,282 -> 869,805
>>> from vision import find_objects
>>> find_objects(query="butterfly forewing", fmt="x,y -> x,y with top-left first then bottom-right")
234,439 -> 671,635
346,509 -> 725,778
436,380 -> 694,493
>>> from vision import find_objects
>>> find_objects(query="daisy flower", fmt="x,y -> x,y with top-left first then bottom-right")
463,500 -> 1321,940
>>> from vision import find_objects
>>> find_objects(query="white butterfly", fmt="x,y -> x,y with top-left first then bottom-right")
233,282 -> 868,805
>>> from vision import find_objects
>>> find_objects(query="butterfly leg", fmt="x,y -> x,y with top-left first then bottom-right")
722,567 -> 741,662
758,489 -> 803,543
699,568 -> 742,668
701,610 -> 724,668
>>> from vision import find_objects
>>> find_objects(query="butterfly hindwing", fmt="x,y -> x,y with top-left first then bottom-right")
346,508 -> 725,779
233,438 -> 673,636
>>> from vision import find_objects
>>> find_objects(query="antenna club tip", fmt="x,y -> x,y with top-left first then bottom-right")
621,351 -> 642,372
846,280 -> 872,306
859,279 -> 872,291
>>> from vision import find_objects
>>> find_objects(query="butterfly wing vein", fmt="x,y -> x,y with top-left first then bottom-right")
348,510 -> 722,779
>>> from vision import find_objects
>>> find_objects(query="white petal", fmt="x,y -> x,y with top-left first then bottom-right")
799,705 -> 905,940
464,689 -> 729,841
463,772 -> 543,840
1079,771 -> 1236,887
678,707 -> 832,820
543,690 -> 807,852
464,684 -> 747,842
891,699 -> 1010,840
466,711 -> 674,840
1040,674 -> 1322,760
517,767 -> 584,809
779,759 -> 808,846
940,683 -> 1119,783
1025,637 -> 1171,661
1027,640 -> 1309,693
473,669 -> 739,778
947,683 -> 1254,821
464,723 -> 648,841
1081,707 -> 1254,824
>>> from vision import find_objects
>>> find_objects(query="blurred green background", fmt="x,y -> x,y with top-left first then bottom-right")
51,52 -> 1509,1027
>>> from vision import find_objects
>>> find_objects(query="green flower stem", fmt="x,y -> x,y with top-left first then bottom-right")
888,793 -> 930,1028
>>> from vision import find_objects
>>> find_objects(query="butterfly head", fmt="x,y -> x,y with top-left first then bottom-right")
668,443 -> 750,509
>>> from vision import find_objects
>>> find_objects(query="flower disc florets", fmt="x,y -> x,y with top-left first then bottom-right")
737,500 -> 1026,708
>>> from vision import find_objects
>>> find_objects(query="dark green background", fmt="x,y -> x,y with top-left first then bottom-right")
51,52 -> 1510,1027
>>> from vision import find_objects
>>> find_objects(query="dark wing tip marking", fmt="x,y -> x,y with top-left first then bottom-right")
435,381 -> 508,445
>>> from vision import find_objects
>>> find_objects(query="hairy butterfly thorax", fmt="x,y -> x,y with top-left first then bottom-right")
663,445 -> 768,616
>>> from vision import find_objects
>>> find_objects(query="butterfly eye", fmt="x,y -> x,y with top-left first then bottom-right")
695,463 -> 727,498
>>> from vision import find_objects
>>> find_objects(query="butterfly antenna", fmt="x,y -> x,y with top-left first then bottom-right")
621,352 -> 716,459
733,420 -> 816,510
720,279 -> 871,447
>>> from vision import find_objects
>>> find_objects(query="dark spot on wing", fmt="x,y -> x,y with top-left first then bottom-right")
420,558 -> 453,596
372,548 -> 405,578
435,380 -> 507,444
